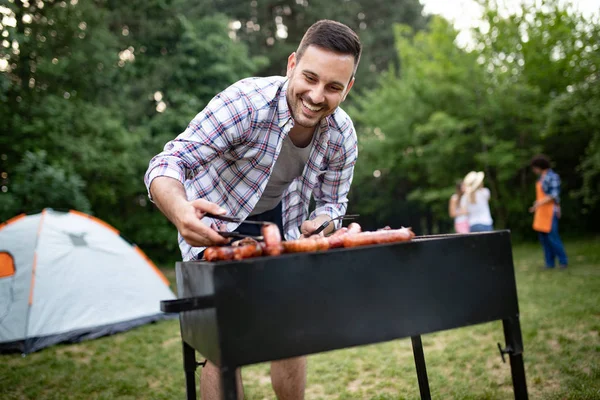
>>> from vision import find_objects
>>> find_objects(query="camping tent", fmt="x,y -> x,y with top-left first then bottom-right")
0,209 -> 176,353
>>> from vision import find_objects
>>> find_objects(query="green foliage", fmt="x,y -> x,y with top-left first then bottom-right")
545,79 -> 600,210
578,133 -> 600,208
217,0 -> 429,96
350,0 -> 600,234
1,1 -> 266,263
0,150 -> 91,219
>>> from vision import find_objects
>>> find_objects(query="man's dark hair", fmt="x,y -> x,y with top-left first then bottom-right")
530,154 -> 551,170
296,20 -> 362,76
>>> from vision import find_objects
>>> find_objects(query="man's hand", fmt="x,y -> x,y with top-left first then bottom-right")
149,177 -> 230,247
174,199 -> 231,247
301,214 -> 333,238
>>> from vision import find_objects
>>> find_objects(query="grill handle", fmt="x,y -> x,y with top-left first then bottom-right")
160,296 -> 215,313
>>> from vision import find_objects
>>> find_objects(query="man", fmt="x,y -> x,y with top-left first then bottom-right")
529,154 -> 568,269
144,20 -> 362,400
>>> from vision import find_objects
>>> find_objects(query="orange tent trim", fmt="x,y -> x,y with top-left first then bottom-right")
133,246 -> 170,287
28,210 -> 46,305
69,210 -> 120,235
0,213 -> 26,231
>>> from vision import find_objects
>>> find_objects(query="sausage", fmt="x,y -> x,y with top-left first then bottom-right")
330,227 -> 349,237
283,238 -> 318,253
342,228 -> 414,248
204,246 -> 235,261
205,243 -> 263,261
315,237 -> 330,251
347,222 -> 362,234
206,225 -> 413,260
233,243 -> 263,260
232,237 -> 259,247
262,223 -> 282,256
204,247 -> 220,261
327,227 -> 348,249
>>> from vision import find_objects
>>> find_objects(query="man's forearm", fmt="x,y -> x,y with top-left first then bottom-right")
149,176 -> 189,227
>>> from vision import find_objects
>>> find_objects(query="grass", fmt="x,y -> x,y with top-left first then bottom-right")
1,237 -> 599,399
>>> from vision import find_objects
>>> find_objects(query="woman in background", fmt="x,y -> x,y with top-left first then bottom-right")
448,181 -> 469,233
462,171 -> 494,232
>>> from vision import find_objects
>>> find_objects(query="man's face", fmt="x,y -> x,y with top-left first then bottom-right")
532,166 -> 543,176
286,45 -> 355,129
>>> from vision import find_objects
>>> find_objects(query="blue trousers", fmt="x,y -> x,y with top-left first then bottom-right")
470,224 -> 493,232
538,214 -> 568,267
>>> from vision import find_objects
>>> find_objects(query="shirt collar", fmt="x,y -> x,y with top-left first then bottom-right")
277,79 -> 293,128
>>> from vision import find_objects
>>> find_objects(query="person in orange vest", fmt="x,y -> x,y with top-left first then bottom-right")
529,154 -> 568,269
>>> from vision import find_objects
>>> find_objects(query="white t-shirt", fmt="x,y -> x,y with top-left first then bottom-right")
249,134 -> 313,215
461,188 -> 493,226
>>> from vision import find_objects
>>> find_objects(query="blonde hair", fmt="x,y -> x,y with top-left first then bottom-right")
469,182 -> 484,203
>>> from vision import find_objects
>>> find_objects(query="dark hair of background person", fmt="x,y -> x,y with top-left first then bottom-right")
530,154 -> 551,170
296,19 -> 362,76
455,180 -> 463,195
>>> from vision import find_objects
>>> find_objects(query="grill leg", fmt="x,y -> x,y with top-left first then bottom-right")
182,341 -> 198,400
502,317 -> 529,400
220,366 -> 239,400
411,335 -> 432,400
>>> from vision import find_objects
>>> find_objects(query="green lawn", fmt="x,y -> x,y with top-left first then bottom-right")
1,238 -> 599,399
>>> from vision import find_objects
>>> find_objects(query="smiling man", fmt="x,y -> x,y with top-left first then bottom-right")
144,20 -> 361,399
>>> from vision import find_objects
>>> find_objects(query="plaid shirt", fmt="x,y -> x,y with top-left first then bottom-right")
145,76 -> 358,260
540,169 -> 561,204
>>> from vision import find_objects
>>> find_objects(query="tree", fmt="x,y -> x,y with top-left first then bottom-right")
349,0 -> 600,235
1,1 -> 267,262
215,0 -> 428,95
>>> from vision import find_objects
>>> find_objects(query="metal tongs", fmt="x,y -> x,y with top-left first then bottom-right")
205,213 -> 271,225
205,212 -> 270,241
312,214 -> 360,235
205,212 -> 359,241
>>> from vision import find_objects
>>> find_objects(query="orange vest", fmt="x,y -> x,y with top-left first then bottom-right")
532,179 -> 553,233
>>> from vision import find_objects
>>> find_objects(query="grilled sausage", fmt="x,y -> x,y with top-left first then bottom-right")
205,243 -> 263,261
342,228 -> 414,248
233,243 -> 263,260
283,238 -> 318,253
347,222 -> 362,234
204,246 -> 235,261
205,225 -> 413,260
327,227 -> 349,248
315,237 -> 330,251
232,237 -> 259,247
203,247 -> 220,261
262,223 -> 282,256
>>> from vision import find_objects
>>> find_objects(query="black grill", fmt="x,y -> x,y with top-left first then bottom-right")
162,230 -> 528,400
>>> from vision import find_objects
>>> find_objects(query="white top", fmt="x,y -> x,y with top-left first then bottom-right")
461,188 -> 493,226
451,194 -> 468,223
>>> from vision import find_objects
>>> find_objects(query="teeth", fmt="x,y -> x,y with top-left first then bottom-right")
302,99 -> 322,112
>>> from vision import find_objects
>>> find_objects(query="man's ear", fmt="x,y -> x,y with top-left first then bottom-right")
342,77 -> 355,102
286,52 -> 297,78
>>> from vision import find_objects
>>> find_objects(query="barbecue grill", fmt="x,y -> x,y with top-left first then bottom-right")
161,230 -> 528,400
